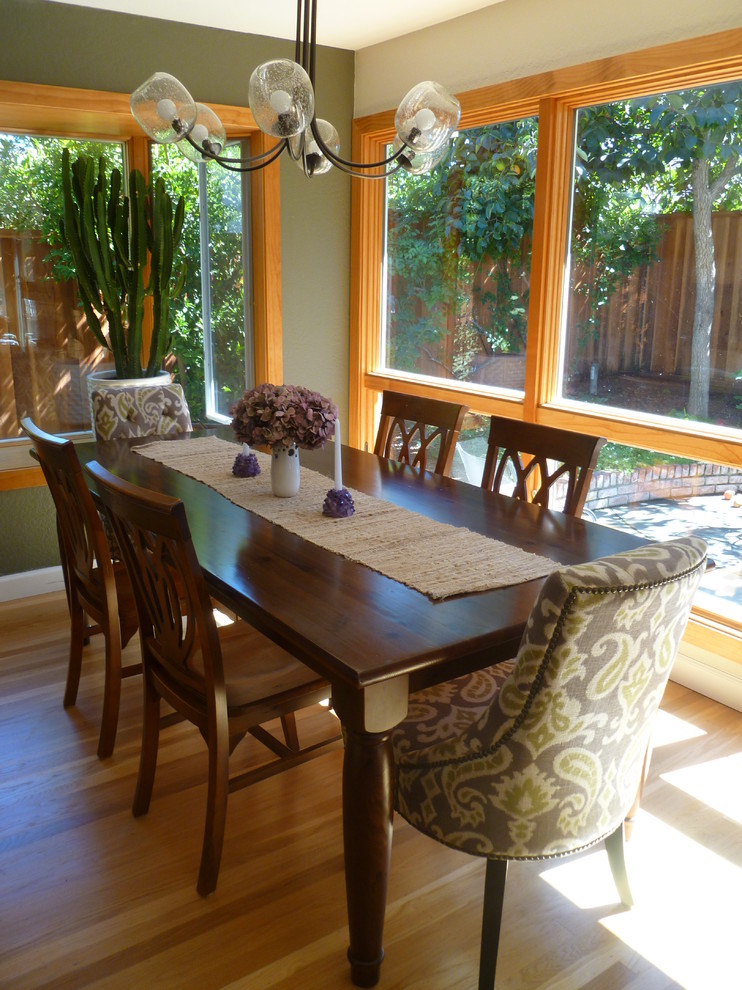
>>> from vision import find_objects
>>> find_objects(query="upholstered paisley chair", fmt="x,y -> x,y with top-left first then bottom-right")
392,536 -> 707,990
91,382 -> 192,441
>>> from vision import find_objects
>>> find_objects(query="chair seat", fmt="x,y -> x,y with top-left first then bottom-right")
191,620 -> 330,713
393,661 -> 514,759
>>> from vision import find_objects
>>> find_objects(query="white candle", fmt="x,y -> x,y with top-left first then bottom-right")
334,418 -> 342,491
242,442 -> 250,456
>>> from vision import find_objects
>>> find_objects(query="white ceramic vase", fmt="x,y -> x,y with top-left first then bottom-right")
270,444 -> 300,497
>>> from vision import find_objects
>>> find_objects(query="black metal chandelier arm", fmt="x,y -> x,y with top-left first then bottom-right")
307,117 -> 412,171
323,157 -> 405,179
183,133 -> 288,171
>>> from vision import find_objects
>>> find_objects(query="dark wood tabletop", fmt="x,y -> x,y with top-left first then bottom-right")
76,432 -> 643,689
76,430 -> 646,987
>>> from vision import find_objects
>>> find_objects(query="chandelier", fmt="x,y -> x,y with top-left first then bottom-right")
130,0 -> 461,178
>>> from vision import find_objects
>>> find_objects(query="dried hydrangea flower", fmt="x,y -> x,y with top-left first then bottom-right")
231,383 -> 337,450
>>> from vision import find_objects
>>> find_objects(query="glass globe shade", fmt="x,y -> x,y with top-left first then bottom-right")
130,72 -> 198,144
248,59 -> 314,139
392,136 -> 451,175
177,104 -> 227,163
289,118 -> 340,176
394,81 -> 461,154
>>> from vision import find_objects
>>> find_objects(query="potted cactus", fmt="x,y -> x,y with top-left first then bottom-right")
60,148 -> 185,409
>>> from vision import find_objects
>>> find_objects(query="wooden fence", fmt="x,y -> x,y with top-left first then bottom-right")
565,211 -> 742,388
390,210 -> 742,391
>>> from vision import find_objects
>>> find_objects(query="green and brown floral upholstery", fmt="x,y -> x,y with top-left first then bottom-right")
393,536 -> 707,989
394,536 -> 706,858
91,383 -> 192,441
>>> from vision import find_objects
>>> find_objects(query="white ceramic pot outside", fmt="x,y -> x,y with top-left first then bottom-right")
270,444 -> 300,497
86,367 -> 170,426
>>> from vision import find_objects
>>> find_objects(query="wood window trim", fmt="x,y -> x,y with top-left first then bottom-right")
0,80 -> 282,490
350,26 -> 742,457
349,27 -> 742,661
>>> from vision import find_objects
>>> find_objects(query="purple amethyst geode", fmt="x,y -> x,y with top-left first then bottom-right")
323,487 -> 355,518
232,452 -> 261,478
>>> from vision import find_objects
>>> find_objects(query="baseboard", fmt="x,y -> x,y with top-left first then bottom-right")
0,566 -> 65,602
672,648 -> 742,713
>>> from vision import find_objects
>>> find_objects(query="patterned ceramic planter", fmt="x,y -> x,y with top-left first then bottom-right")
86,368 -> 171,426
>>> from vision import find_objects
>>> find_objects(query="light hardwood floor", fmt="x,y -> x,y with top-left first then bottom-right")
1,591 -> 741,990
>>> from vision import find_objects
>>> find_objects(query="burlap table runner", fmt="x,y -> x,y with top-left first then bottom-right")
133,436 -> 558,600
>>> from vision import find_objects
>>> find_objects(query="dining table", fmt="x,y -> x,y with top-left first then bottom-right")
76,428 -> 646,988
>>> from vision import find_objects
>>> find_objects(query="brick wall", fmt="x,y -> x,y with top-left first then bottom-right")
583,463 -> 742,511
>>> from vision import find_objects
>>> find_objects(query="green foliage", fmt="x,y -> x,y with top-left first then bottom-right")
59,149 -> 185,378
387,79 -> 742,418
596,441 -> 693,473
0,134 -> 124,279
582,85 -> 742,207
385,118 -> 537,377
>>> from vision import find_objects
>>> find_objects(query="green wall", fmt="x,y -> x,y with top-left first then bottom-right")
0,487 -> 60,573
0,0 -> 354,576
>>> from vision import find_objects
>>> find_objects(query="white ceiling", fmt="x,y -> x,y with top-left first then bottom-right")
47,0 -> 506,50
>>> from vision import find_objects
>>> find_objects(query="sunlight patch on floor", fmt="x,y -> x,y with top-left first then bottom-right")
650,707 -> 706,747
212,608 -> 235,627
662,751 -> 742,825
539,812 -> 741,990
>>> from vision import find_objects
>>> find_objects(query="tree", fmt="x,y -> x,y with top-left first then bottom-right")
577,83 -> 742,418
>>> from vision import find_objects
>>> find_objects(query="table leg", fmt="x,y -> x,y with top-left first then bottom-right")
343,726 -> 394,988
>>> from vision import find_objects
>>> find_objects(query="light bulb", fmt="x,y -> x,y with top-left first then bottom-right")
414,107 -> 436,132
191,123 -> 208,146
176,102 -> 226,163
269,90 -> 292,114
156,98 -> 177,122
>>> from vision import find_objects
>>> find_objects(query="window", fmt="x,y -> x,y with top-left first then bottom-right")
383,118 -> 537,393
0,81 -> 282,474
351,31 -> 742,658
151,141 -> 255,423
560,83 -> 742,434
0,134 -> 125,441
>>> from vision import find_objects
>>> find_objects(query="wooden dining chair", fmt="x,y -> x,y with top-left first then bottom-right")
393,536 -> 707,990
481,415 -> 605,517
373,390 -> 468,477
85,460 -> 341,897
21,417 -> 140,758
